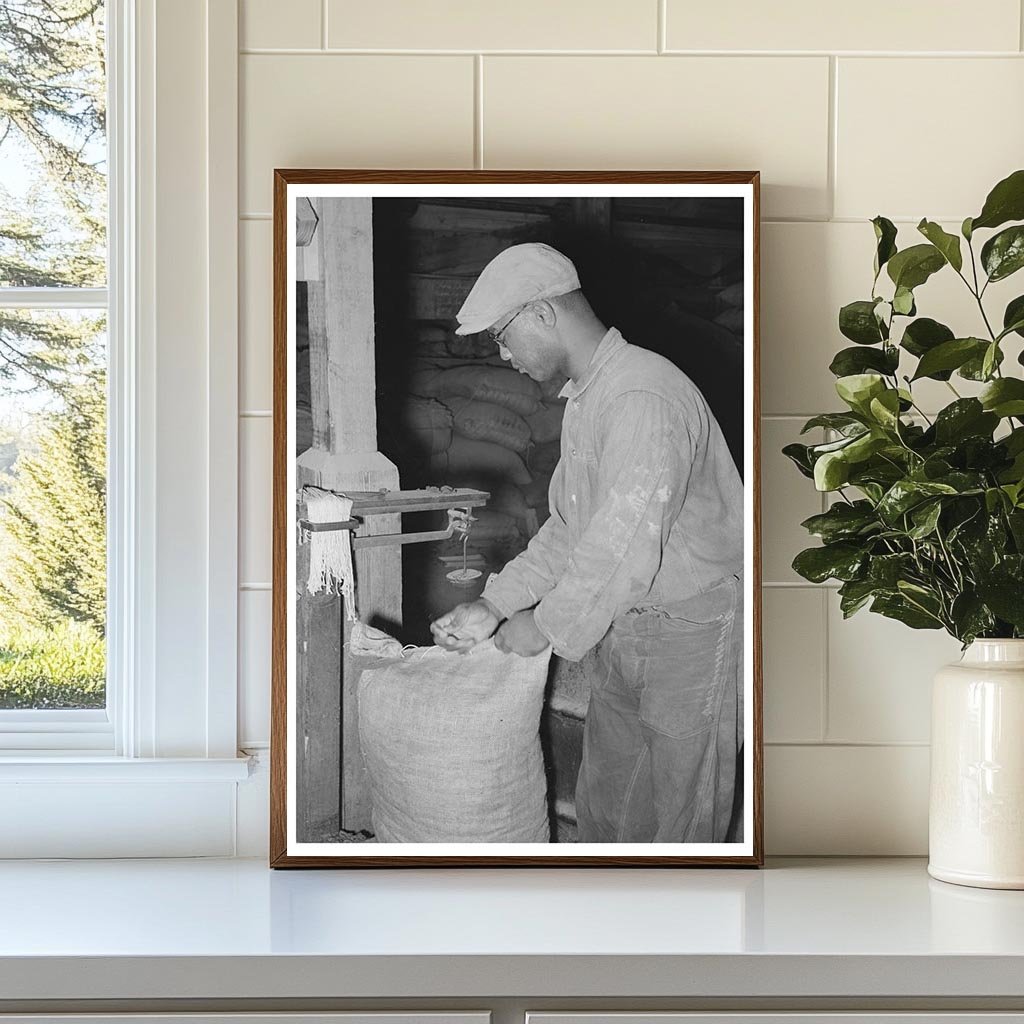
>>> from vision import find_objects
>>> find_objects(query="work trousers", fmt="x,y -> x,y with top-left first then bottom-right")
575,573 -> 743,844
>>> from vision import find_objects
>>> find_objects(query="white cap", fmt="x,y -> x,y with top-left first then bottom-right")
454,242 -> 581,335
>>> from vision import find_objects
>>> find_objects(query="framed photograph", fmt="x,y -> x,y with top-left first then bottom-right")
270,171 -> 762,867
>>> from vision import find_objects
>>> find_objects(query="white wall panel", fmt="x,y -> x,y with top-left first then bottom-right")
766,744 -> 930,854
666,0 -> 1021,52
240,219 -> 273,412
328,0 -> 656,51
836,58 -> 1024,220
240,416 -> 273,587
483,56 -> 831,220
763,588 -> 825,743
240,55 -> 475,214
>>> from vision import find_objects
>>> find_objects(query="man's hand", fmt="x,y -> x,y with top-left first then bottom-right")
430,598 -> 502,653
494,609 -> 550,657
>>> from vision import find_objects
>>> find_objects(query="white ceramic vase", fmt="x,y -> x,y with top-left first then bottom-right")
929,639 -> 1024,889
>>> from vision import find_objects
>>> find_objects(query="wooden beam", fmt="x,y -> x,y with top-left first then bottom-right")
295,197 -> 402,837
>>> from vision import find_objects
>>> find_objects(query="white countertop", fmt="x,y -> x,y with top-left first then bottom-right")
1,857 -> 1023,1001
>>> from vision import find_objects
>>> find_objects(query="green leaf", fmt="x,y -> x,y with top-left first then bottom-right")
872,216 -> 898,277
979,378 -> 1024,418
908,500 -> 942,540
911,338 -> 988,381
782,442 -> 815,479
950,593 -> 996,644
839,300 -> 886,345
838,579 -> 880,618
871,594 -> 943,630
971,168 -> 1024,232
981,225 -> 1024,283
792,543 -> 866,584
887,244 -> 946,291
933,399 -> 999,445
900,317 -> 955,359
962,216 -> 974,241
814,450 -> 851,491
829,345 -> 899,378
976,581 -> 1024,629
800,501 -> 879,543
868,389 -> 902,430
959,344 -> 1004,381
835,373 -> 887,413
800,413 -> 866,435
868,553 -> 915,587
982,341 -> 1000,381
1002,295 -> 1024,340
877,479 -> 958,524
892,286 -> 916,316
917,219 -> 963,272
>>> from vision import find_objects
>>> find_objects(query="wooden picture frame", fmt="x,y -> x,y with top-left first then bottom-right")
271,170 -> 762,867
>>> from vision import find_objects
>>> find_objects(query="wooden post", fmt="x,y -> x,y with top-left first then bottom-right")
296,197 -> 401,837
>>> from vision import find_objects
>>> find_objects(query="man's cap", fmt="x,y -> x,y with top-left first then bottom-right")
454,242 -> 581,335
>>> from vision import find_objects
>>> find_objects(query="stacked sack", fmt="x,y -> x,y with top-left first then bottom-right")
400,323 -> 568,560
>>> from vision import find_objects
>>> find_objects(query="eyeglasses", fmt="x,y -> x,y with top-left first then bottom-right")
487,308 -> 524,346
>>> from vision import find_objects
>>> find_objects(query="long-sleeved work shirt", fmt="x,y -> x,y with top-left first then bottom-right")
482,327 -> 744,661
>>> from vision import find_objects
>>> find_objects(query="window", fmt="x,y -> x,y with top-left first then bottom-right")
0,0 -> 245,857
0,0 -> 111,747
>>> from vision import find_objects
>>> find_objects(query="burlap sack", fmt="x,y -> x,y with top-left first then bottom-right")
358,640 -> 552,843
447,397 -> 532,454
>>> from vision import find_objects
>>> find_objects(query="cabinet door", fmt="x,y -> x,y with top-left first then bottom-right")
0,1015 -> 490,1024
527,1016 -> 1024,1024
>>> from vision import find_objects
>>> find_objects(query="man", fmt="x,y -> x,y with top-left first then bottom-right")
430,242 -> 744,844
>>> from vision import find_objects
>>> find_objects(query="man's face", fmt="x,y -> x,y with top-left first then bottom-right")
487,304 -> 563,382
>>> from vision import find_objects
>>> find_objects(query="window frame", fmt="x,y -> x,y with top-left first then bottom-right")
0,6 -> 117,750
0,0 -> 247,858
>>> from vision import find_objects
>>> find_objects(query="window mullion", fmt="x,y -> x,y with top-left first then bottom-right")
0,287 -> 108,310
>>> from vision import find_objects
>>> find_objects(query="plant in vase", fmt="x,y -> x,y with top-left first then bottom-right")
785,169 -> 1024,889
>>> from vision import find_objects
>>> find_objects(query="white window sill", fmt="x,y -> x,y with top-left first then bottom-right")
0,754 -> 252,782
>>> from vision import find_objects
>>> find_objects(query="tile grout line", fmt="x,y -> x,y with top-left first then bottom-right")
1021,0 -> 1024,52
474,55 -> 484,169
237,47 -> 1024,57
657,0 -> 666,53
321,0 -> 328,50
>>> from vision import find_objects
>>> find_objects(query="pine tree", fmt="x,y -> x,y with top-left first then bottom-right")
0,0 -> 106,397
0,370 -> 105,633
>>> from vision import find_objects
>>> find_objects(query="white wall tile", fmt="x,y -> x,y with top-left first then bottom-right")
836,58 -> 1024,221
241,0 -> 321,50
239,589 -> 272,746
827,599 -> 962,743
240,55 -> 475,214
765,744 -> 929,854
761,418 -> 824,584
328,0 -> 656,51
763,588 -> 825,743
762,221 -> 1022,416
240,417 -> 273,587
240,219 -> 273,412
666,0 -> 1021,53
483,57 -> 831,219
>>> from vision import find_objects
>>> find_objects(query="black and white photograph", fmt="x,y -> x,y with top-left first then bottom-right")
272,172 -> 761,866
